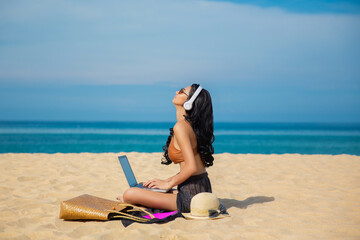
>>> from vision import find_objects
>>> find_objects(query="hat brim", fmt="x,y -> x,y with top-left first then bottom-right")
182,212 -> 229,220
182,204 -> 230,220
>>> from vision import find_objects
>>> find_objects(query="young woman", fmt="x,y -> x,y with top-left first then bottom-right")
117,84 -> 215,213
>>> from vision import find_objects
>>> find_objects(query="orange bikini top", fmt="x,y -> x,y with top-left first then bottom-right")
168,136 -> 198,164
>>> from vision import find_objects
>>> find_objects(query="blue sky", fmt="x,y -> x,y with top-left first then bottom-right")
0,0 -> 359,122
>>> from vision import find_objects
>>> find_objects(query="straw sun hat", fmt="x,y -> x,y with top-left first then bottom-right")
182,192 -> 230,220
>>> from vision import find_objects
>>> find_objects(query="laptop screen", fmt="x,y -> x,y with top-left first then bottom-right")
118,155 -> 138,187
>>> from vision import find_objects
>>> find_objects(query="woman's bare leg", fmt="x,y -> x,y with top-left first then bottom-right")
118,187 -> 177,211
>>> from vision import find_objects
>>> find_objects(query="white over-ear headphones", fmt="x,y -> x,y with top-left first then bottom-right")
183,86 -> 203,110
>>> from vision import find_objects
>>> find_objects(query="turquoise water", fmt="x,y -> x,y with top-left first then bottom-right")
0,121 -> 359,155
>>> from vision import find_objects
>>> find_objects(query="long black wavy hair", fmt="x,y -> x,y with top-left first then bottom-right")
162,84 -> 215,167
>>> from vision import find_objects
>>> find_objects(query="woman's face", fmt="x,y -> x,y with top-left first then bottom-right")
172,86 -> 191,107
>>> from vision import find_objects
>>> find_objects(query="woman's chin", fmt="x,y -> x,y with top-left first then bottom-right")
173,102 -> 184,108
172,99 -> 181,105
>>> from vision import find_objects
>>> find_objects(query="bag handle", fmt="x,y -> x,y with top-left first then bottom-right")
111,203 -> 155,221
109,211 -> 149,222
116,203 -> 155,219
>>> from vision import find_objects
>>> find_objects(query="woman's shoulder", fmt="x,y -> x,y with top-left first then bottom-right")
173,120 -> 192,134
173,120 -> 197,147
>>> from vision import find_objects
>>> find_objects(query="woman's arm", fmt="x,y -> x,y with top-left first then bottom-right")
167,121 -> 197,186
144,121 -> 198,190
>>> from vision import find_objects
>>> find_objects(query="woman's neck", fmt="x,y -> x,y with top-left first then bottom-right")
175,106 -> 187,122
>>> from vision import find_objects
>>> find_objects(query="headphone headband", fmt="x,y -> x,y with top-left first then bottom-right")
183,86 -> 203,110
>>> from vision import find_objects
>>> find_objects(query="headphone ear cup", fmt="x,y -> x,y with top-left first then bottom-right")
183,101 -> 192,110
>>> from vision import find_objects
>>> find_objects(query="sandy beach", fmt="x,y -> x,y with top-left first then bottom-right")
0,152 -> 359,239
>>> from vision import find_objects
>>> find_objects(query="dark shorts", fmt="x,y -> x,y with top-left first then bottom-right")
176,172 -> 212,213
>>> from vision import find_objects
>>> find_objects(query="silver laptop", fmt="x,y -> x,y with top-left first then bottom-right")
118,155 -> 168,193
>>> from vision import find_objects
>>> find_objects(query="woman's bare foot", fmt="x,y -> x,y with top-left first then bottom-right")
116,195 -> 124,202
116,195 -> 149,210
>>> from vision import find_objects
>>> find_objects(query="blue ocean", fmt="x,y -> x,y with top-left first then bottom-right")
0,121 -> 359,155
